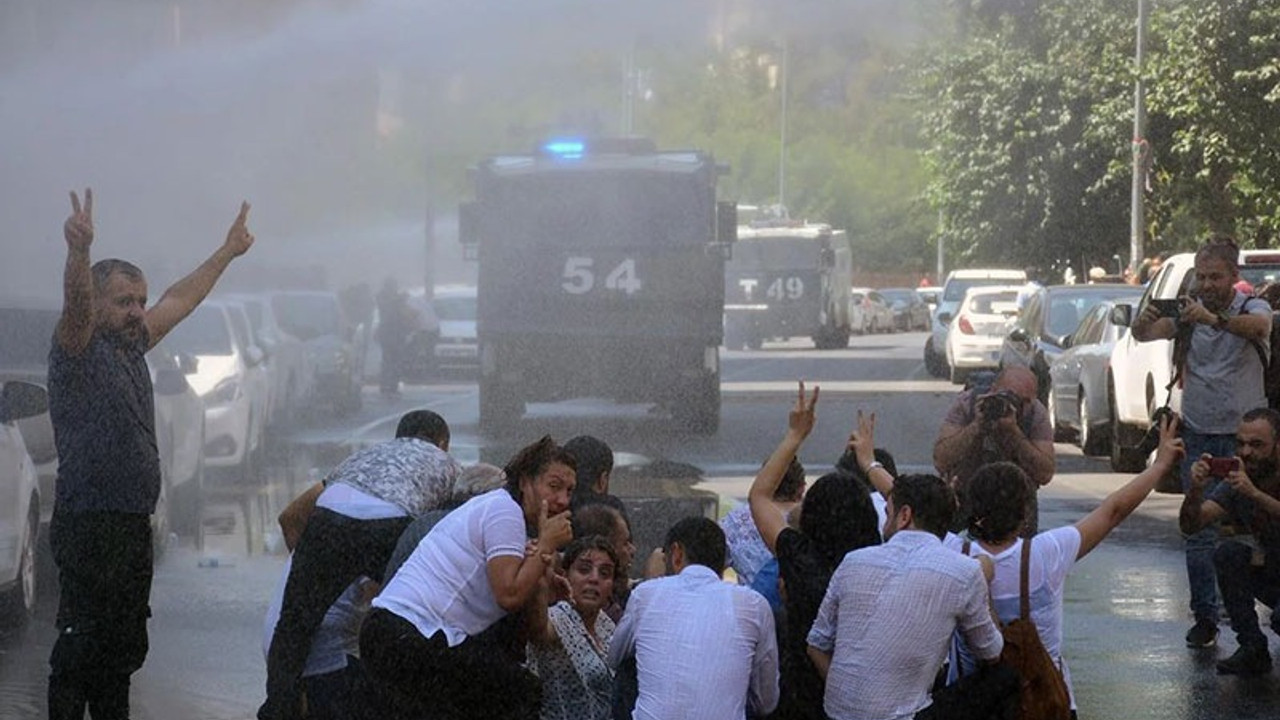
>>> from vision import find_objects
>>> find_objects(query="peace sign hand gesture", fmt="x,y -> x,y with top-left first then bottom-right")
787,380 -> 820,440
64,188 -> 94,251
223,202 -> 255,257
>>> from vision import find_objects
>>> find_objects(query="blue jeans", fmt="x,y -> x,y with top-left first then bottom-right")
1180,430 -> 1234,623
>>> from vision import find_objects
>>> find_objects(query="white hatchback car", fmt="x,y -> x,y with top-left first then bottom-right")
431,285 -> 478,371
0,380 -> 45,626
945,285 -> 1023,385
163,302 -> 268,484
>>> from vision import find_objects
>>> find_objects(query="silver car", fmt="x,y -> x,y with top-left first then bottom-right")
1048,299 -> 1138,456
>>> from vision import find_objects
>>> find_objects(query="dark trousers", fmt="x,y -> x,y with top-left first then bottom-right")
259,508 -> 412,720
360,608 -> 541,720
915,663 -> 1020,720
47,510 -> 153,720
379,338 -> 404,393
1215,540 -> 1280,648
304,656 -> 379,720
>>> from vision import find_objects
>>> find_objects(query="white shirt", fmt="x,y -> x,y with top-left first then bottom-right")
371,489 -> 526,646
808,530 -> 1003,720
607,564 -> 779,720
945,526 -> 1081,707
262,555 -> 369,677
316,482 -> 405,520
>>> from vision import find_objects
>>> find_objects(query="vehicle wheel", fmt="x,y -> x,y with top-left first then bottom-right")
745,334 -> 764,351
1109,389 -> 1147,472
674,375 -> 720,435
870,318 -> 880,334
0,505 -> 38,628
1080,390 -> 1110,456
949,365 -> 969,386
479,378 -> 524,435
1048,388 -> 1071,442
924,338 -> 947,378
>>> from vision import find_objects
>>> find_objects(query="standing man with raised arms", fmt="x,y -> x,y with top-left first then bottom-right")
47,188 -> 255,719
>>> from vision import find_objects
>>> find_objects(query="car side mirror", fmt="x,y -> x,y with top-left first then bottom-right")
936,312 -> 952,325
1008,328 -> 1030,343
1060,334 -> 1073,349
177,352 -> 199,375
245,345 -> 266,367
0,381 -> 49,423
154,368 -> 190,396
1110,304 -> 1132,327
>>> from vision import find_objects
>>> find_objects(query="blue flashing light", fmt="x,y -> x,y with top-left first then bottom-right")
543,140 -> 586,159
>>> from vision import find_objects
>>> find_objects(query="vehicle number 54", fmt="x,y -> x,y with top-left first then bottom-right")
562,257 -> 643,295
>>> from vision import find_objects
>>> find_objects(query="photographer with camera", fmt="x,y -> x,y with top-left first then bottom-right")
1131,236 -> 1272,649
1179,408 -> 1280,675
933,366 -> 1056,536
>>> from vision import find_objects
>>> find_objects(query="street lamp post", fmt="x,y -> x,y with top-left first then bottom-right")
1130,0 -> 1149,273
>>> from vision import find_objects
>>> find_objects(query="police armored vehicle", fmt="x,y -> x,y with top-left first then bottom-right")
723,214 -> 853,350
459,138 -> 736,434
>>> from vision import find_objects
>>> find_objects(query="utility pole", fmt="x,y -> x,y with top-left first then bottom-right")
622,46 -> 635,136
778,37 -> 789,211
1129,0 -> 1149,273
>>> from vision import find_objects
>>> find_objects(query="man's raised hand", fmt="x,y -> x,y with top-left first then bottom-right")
848,409 -> 877,468
788,380 -> 819,438
224,201 -> 255,257
64,188 -> 93,250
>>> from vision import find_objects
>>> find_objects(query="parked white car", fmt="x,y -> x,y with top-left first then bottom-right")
431,285 -> 478,371
226,293 -> 314,432
944,285 -> 1023,385
164,301 -> 268,484
849,288 -> 895,334
925,268 -> 1027,377
1108,249 -> 1280,472
269,291 -> 364,416
0,380 -> 45,626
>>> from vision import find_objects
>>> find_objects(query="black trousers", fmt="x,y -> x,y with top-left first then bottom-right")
259,508 -> 412,720
47,510 -> 153,720
1215,540 -> 1280,648
360,608 -> 541,720
915,663 -> 1020,720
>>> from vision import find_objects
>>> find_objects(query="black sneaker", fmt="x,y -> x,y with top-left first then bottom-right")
1186,618 -> 1220,648
1217,644 -> 1273,675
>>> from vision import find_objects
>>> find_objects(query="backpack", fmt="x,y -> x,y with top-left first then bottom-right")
963,539 -> 1071,720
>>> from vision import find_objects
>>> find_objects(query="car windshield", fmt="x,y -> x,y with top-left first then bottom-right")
164,306 -> 232,355
1240,264 -> 1280,288
879,289 -> 914,304
433,296 -> 476,322
943,276 -> 1024,302
271,295 -> 342,341
969,291 -> 1019,314
730,239 -> 820,270
0,307 -> 58,369
1046,287 -> 1143,337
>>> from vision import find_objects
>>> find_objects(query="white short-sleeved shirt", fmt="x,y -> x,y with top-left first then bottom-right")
372,488 -> 527,646
944,526 -> 1082,707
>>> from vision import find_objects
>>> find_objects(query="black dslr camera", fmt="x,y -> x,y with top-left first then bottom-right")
1135,406 -> 1177,457
978,390 -> 1020,425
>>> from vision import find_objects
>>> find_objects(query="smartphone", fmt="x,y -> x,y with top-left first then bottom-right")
1207,456 -> 1240,478
1149,298 -> 1183,318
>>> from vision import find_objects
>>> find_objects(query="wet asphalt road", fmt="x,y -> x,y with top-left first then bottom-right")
2,331 -> 1279,719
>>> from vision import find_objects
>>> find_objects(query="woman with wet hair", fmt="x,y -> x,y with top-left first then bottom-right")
359,436 -> 577,720
528,535 -> 620,720
945,416 -> 1184,718
749,382 -> 881,720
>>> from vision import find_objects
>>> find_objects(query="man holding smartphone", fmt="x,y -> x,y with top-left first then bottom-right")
1132,236 -> 1272,649
1180,408 -> 1280,675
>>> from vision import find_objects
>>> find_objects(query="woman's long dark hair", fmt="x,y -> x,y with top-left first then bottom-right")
799,471 -> 881,571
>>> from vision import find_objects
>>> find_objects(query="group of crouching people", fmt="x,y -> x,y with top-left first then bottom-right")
257,374 -> 1273,720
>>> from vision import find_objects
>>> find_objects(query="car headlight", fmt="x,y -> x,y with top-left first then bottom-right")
209,378 -> 240,405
